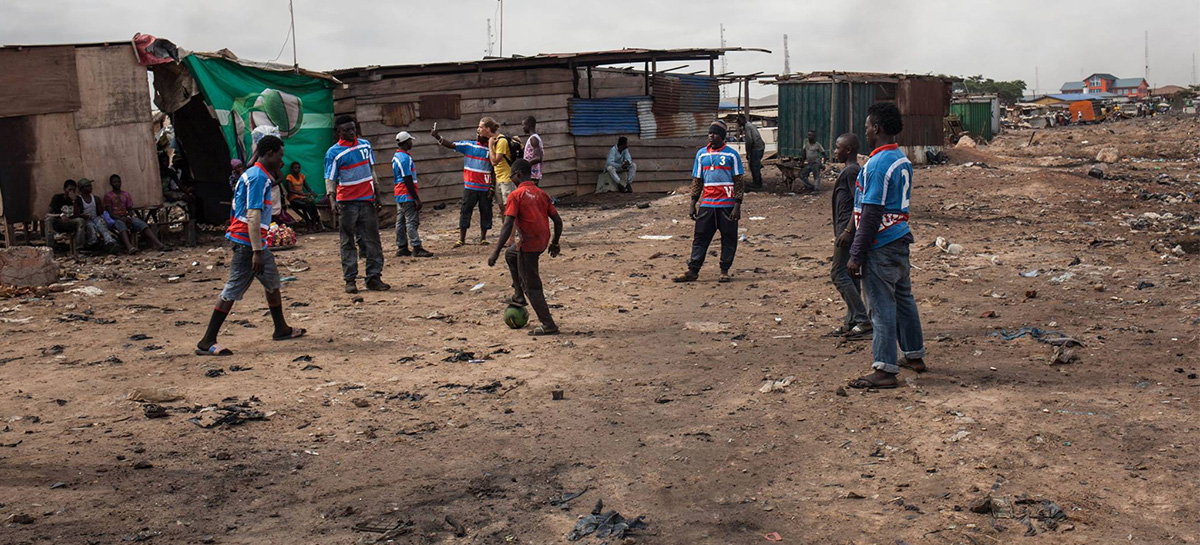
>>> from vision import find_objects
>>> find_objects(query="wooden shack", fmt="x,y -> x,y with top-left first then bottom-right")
330,48 -> 763,204
0,42 -> 159,231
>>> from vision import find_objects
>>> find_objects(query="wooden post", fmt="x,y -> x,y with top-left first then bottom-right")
828,82 -> 836,152
587,66 -> 593,99
644,62 -> 650,95
571,63 -> 579,98
709,58 -> 714,76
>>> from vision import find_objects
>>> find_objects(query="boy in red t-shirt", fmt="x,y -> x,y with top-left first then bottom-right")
487,159 -> 563,335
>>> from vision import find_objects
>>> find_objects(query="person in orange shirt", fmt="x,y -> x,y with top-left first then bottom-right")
284,162 -> 323,231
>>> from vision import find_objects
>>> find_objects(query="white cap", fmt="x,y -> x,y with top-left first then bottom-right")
395,131 -> 415,144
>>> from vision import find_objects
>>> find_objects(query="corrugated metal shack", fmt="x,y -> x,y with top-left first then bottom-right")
774,72 -> 955,164
950,95 -> 1000,141
0,42 -> 159,228
330,48 -> 766,202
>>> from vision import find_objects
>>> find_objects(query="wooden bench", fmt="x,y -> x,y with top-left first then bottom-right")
135,204 -> 197,246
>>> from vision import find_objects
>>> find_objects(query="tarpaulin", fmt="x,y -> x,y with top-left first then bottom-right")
182,54 -> 335,195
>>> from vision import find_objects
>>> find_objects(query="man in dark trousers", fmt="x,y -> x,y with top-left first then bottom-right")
391,131 -> 432,258
44,179 -> 87,252
674,121 -> 744,284
325,115 -> 389,294
196,135 -> 305,356
737,114 -> 765,190
488,159 -> 563,336
430,124 -> 493,247
847,102 -> 926,389
829,133 -> 871,339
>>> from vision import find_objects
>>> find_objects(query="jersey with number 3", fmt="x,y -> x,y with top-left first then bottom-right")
324,138 -> 376,202
693,145 -> 743,208
853,143 -> 912,249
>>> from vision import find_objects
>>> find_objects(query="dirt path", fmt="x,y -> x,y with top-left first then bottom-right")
1,116 -> 1198,544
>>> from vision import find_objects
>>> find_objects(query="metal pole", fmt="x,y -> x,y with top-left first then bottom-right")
289,0 -> 298,69
499,0 -> 504,57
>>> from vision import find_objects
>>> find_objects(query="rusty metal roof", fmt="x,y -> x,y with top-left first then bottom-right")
770,71 -> 958,85
332,47 -> 770,80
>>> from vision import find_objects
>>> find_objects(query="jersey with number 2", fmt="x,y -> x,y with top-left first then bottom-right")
853,143 -> 912,249
693,145 -> 743,208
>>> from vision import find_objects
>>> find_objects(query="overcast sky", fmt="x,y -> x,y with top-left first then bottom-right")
3,0 -> 1198,97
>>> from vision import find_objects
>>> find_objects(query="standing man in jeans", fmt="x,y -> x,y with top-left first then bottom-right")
391,131 -> 432,258
325,115 -> 389,294
673,121 -> 744,284
829,133 -> 871,340
736,114 -> 765,191
799,131 -> 827,191
846,102 -> 926,389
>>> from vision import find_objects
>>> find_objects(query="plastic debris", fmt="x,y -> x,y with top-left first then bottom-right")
567,499 -> 647,541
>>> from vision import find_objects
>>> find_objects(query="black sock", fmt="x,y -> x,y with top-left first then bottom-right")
269,305 -> 288,335
201,307 -> 229,347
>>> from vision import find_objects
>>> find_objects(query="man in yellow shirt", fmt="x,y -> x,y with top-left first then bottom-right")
480,117 -> 519,208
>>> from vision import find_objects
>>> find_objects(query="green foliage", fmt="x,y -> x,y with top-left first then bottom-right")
955,75 -> 1028,103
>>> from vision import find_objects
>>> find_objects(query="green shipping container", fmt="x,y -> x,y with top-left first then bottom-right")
778,81 -> 877,159
950,101 -> 993,141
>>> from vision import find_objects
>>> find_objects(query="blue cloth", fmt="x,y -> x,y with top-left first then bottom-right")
324,138 -> 376,202
862,239 -> 925,374
692,145 -> 743,208
392,151 -> 417,203
454,140 -> 492,192
854,144 -> 913,249
226,164 -> 272,247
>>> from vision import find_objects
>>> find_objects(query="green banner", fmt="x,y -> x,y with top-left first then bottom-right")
183,55 -> 335,196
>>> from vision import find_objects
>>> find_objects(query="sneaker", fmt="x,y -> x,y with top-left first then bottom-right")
366,277 -> 391,291
412,247 -> 434,258
344,281 -> 358,294
395,247 -> 412,257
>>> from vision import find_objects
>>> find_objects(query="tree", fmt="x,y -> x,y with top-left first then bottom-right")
956,75 -> 1028,104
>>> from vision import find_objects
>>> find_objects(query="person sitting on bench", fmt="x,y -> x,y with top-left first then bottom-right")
596,137 -> 636,193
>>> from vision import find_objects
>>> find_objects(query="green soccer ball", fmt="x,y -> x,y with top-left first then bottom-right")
504,305 -> 529,329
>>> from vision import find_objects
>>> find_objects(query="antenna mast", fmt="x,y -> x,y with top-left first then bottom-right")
783,34 -> 790,75
289,0 -> 298,69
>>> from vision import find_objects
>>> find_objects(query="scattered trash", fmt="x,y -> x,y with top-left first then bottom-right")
187,397 -> 268,428
638,235 -> 673,240
935,237 -> 963,255
1051,347 -> 1079,365
980,310 -> 998,318
748,216 -> 766,221
228,364 -> 251,372
549,487 -> 590,507
1025,290 -> 1038,299
142,403 -> 168,419
995,327 -> 1083,347
386,392 -> 424,402
758,376 -> 795,393
7,513 -> 34,524
469,282 -> 486,292
567,499 -> 647,541
552,390 -> 565,401
946,431 -> 971,443
49,481 -> 66,489
133,461 -> 153,470
443,350 -> 476,362
40,345 -> 65,356
764,532 -> 783,541
301,364 -> 322,371
353,515 -> 413,541
1135,281 -> 1154,290
635,202 -> 650,209
279,275 -> 298,282
285,259 -> 311,273
66,286 -> 104,297
835,387 -> 849,397
129,333 -> 152,341
204,368 -> 226,378
351,398 -> 371,408
293,355 -> 313,362
1087,164 -> 1107,179
57,312 -> 115,324
1050,272 -> 1074,283
684,321 -> 730,333
128,388 -> 182,403
1095,146 -> 1119,164
1019,269 -> 1039,278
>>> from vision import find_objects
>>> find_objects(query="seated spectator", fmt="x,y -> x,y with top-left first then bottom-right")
597,136 -> 635,193
228,159 -> 246,189
73,178 -> 118,252
284,162 -> 323,231
105,174 -> 166,252
44,179 -> 87,252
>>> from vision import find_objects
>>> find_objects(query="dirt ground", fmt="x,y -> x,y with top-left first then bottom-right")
2,116 -> 1198,544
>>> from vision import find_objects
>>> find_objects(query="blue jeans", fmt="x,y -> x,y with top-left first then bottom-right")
831,243 -> 869,328
862,240 -> 924,374
395,201 -> 422,249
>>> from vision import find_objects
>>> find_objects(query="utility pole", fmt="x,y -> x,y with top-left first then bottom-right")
1193,52 -> 1197,86
719,24 -> 727,97
783,34 -> 790,75
486,19 -> 494,56
1144,30 -> 1150,85
1034,66 -> 1039,96
499,0 -> 504,57
289,0 -> 298,69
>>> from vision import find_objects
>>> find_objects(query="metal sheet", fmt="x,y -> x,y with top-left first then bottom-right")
638,100 -> 709,139
777,81 -> 878,157
950,101 -> 992,140
569,96 -> 643,136
652,74 -> 719,115
897,114 -> 945,147
898,79 -> 950,116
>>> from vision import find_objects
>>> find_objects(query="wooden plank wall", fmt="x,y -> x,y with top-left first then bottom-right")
0,46 -> 81,119
336,68 -> 579,203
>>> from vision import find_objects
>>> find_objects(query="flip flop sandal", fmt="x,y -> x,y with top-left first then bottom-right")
478,239 -> 490,246
195,343 -> 233,356
529,326 -> 560,336
501,296 -> 528,307
844,325 -> 873,341
847,375 -> 899,389
718,273 -> 732,283
453,241 -> 465,248
899,357 -> 927,374
272,327 -> 307,341
823,326 -> 850,337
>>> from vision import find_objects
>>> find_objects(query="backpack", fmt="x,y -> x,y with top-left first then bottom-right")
498,134 -> 520,166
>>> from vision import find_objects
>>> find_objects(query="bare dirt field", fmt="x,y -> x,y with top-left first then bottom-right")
2,116 -> 1198,544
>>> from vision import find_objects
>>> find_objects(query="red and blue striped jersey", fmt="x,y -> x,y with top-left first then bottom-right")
692,145 -> 743,208
226,162 -> 273,247
454,140 -> 492,192
324,138 -> 376,202
392,150 -> 418,203
854,143 -> 913,249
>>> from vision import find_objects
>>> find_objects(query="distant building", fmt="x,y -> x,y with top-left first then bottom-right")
1060,73 -> 1148,99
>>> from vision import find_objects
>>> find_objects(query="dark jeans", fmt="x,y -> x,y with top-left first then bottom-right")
290,200 -> 320,225
862,240 -> 925,374
44,217 -> 86,249
505,245 -> 555,328
459,189 -> 493,231
831,243 -> 869,328
395,201 -> 421,249
748,146 -> 764,186
687,207 -> 738,273
337,201 -> 384,282
800,163 -> 823,190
